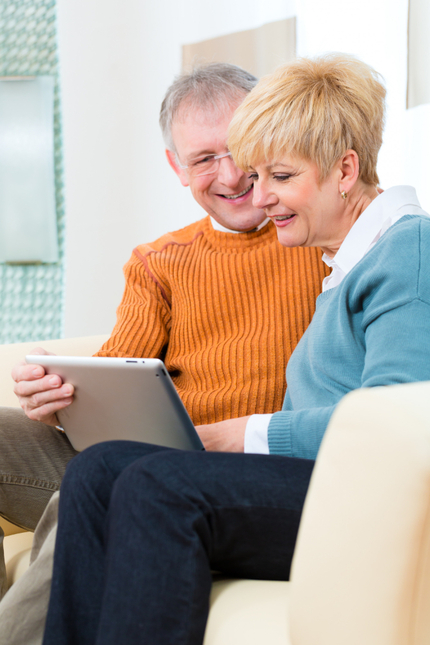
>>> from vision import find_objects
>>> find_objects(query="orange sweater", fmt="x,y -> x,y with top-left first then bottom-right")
96,217 -> 329,425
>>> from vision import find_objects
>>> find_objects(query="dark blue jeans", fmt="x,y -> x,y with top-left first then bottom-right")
42,441 -> 314,645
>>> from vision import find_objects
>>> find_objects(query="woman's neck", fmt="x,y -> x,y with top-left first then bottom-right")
322,182 -> 380,258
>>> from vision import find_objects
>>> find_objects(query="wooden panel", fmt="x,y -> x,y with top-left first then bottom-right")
182,18 -> 296,79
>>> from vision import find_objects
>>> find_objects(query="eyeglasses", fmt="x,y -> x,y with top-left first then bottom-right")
176,151 -> 233,177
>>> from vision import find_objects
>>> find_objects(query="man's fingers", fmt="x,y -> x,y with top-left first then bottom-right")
12,361 -> 47,383
10,348 -> 66,426
11,347 -> 55,382
13,373 -> 64,397
27,347 -> 55,356
25,397 -> 73,423
15,379 -> 74,407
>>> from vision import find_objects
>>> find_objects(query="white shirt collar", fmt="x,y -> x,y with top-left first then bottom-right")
322,186 -> 428,292
210,216 -> 270,234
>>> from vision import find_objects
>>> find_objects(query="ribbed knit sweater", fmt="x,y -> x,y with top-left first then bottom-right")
268,214 -> 430,460
96,216 -> 329,425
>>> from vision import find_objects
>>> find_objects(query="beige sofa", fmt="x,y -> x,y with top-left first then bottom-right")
2,337 -> 430,644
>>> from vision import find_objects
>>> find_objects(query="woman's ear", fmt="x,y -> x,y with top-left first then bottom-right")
338,150 -> 359,195
166,150 -> 190,187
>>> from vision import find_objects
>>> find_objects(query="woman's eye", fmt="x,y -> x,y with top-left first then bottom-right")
274,174 -> 291,181
248,173 -> 258,181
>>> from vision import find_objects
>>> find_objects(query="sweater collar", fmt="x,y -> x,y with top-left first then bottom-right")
210,216 -> 270,234
203,215 -> 276,251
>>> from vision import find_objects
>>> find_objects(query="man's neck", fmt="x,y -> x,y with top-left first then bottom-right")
210,216 -> 270,234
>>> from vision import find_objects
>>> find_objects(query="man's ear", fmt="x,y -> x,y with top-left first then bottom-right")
166,149 -> 189,187
338,149 -> 359,195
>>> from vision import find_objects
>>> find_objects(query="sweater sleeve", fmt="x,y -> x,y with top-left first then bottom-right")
95,253 -> 171,359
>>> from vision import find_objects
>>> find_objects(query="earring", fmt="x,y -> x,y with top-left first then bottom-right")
341,191 -> 348,200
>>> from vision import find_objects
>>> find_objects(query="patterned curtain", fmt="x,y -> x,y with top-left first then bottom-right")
0,0 -> 65,343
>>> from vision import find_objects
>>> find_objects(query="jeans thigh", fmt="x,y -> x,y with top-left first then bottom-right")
0,407 -> 78,530
60,440 -> 174,510
125,450 -> 314,581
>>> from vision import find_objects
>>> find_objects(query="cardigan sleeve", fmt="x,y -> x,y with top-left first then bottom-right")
268,297 -> 430,460
268,404 -> 337,460
361,298 -> 430,387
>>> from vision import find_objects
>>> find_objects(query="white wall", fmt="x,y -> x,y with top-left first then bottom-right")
57,0 -> 296,337
57,0 -> 429,337
296,0 -> 430,210
56,0 -> 189,337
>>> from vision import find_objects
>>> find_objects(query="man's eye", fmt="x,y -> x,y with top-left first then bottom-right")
192,156 -> 213,166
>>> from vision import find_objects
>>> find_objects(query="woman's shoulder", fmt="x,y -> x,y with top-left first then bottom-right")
346,214 -> 430,316
367,213 -> 430,269
384,212 -> 430,242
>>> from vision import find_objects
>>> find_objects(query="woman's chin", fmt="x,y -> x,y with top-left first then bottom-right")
275,229 -> 304,248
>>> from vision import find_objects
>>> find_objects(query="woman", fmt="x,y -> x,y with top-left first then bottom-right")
42,54 -> 430,645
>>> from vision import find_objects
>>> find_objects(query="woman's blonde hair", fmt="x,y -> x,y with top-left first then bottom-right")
228,53 -> 386,185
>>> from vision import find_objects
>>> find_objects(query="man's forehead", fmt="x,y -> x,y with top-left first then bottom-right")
172,114 -> 227,156
171,98 -> 243,158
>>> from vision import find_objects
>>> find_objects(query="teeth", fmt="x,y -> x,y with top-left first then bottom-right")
275,215 -> 294,221
223,185 -> 252,200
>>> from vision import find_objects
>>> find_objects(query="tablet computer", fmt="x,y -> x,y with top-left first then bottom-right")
25,355 -> 204,452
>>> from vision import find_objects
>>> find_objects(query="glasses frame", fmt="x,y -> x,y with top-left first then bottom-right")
176,151 -> 233,176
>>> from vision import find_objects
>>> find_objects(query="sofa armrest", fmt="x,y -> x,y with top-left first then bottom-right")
0,335 -> 109,408
289,381 -> 430,645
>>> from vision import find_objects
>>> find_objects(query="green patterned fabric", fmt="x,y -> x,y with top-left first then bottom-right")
0,0 -> 64,342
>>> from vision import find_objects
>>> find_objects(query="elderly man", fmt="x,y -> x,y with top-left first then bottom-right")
0,63 -> 326,639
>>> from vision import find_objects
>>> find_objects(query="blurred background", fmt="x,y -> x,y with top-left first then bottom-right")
0,0 -> 428,342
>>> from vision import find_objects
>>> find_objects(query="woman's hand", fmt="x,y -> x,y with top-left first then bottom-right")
195,416 -> 250,452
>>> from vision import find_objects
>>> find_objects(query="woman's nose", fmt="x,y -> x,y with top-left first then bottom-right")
252,181 -> 278,210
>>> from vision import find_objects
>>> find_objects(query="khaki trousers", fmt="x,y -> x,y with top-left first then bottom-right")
0,406 -> 76,643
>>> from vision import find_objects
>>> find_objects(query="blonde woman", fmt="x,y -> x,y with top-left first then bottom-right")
42,55 -> 430,645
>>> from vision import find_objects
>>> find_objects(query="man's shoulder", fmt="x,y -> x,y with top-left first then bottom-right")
133,216 -> 210,260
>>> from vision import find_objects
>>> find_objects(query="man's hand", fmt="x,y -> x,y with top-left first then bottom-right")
12,348 -> 74,427
195,416 -> 250,452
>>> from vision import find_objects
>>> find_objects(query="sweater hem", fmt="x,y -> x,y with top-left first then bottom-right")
268,412 -> 293,456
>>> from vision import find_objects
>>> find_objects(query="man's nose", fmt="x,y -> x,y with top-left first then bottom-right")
252,181 -> 278,210
216,155 -> 245,187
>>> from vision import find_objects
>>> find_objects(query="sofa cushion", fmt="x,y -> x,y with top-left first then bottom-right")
4,532 -> 34,588
205,578 -> 292,645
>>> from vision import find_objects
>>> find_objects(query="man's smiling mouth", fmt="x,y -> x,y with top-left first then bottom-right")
220,185 -> 253,200
274,214 -> 295,221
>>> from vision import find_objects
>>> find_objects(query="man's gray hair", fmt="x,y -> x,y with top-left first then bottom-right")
160,63 -> 258,151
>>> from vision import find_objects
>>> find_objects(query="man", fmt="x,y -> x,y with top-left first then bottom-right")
0,63 -> 327,638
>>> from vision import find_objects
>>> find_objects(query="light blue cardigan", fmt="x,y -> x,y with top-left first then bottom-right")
268,214 -> 430,459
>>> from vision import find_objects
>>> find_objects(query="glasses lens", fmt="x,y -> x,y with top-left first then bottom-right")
189,157 -> 218,177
